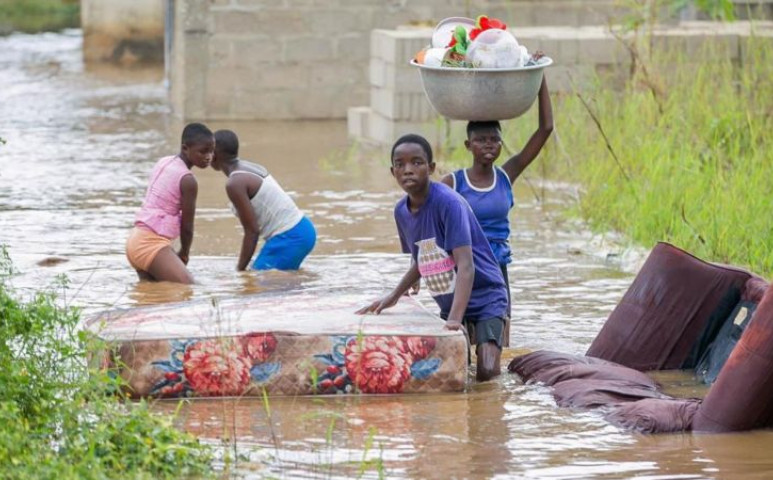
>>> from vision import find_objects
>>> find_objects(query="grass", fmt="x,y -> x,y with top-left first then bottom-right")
445,34 -> 773,277
0,0 -> 79,34
0,245 -> 214,479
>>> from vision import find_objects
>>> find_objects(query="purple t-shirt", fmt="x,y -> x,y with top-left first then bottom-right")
394,182 -> 508,320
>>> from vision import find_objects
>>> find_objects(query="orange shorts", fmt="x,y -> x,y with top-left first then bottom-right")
125,226 -> 172,272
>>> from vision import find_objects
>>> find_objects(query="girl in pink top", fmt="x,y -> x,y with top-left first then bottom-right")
125,123 -> 214,284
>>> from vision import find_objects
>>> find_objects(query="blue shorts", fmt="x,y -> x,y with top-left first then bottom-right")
253,216 -> 316,271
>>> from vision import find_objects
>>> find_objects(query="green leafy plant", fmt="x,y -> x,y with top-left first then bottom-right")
0,0 -> 80,34
0,245 -> 214,479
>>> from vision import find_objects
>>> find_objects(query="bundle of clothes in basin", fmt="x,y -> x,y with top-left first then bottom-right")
508,242 -> 773,434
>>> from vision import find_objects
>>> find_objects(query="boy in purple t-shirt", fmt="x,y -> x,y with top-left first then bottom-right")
357,134 -> 509,382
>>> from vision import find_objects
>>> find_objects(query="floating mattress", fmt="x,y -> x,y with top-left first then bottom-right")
86,293 -> 468,398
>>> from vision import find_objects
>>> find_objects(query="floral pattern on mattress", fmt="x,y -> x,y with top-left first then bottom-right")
105,331 -> 466,397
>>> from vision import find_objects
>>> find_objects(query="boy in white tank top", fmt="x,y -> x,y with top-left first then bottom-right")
211,130 -> 316,271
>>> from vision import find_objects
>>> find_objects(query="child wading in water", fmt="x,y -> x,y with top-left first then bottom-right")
440,77 -> 553,344
357,134 -> 509,382
125,123 -> 215,284
211,129 -> 316,271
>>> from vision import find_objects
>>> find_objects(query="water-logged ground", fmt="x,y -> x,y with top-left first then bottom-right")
3,30 -> 773,479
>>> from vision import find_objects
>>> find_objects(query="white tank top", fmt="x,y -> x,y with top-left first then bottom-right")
230,170 -> 303,240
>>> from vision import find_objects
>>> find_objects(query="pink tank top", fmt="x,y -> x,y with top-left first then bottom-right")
134,155 -> 192,239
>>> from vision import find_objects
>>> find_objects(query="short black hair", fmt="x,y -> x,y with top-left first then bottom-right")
391,133 -> 433,164
214,129 -> 239,157
181,123 -> 214,146
466,121 -> 501,138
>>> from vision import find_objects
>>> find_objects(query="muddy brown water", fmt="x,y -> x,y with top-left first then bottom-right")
2,30 -> 773,479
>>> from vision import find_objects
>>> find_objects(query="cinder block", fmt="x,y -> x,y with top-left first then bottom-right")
557,36 -> 580,65
370,87 -> 396,118
255,8 -> 306,36
208,67 -> 241,93
580,35 -> 627,65
336,32 -> 371,61
212,10 -> 260,33
205,90 -> 233,117
257,64 -> 310,89
370,29 -> 389,61
366,110 -> 446,147
236,0 -> 292,7
347,106 -> 371,139
308,9 -> 360,35
290,87 -> 337,118
370,58 -> 387,87
231,36 -> 283,66
375,29 -> 432,65
208,36 -> 234,68
384,62 -> 425,92
534,3 -> 580,27
183,0 -> 211,32
283,36 -> 333,62
371,87 -> 435,121
534,36 -> 560,59
310,63 -> 363,87
232,89 -> 294,120
374,30 -> 398,64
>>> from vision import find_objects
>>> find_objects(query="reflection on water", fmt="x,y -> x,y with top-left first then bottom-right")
3,30 -> 773,479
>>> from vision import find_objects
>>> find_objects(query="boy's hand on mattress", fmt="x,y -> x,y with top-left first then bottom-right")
356,294 -> 398,315
177,250 -> 189,265
444,318 -> 463,331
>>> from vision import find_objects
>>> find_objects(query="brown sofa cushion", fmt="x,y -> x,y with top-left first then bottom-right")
587,242 -> 752,371
605,398 -> 701,433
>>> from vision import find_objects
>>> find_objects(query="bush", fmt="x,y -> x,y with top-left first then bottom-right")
0,0 -> 80,34
0,245 -> 214,479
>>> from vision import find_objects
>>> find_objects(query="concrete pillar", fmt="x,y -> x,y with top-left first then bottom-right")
81,0 -> 164,64
169,0 -> 211,121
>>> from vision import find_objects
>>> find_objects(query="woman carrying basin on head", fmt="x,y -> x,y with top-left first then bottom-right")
440,76 -> 553,343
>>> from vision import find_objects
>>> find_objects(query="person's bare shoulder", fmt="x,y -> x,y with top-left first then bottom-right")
180,173 -> 198,192
439,173 -> 454,188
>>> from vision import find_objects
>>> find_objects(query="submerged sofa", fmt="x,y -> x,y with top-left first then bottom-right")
509,242 -> 773,434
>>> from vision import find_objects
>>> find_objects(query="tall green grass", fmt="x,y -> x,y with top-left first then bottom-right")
0,0 -> 79,34
448,35 -> 773,277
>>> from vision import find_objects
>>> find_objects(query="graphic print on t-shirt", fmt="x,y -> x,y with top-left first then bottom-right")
416,238 -> 456,296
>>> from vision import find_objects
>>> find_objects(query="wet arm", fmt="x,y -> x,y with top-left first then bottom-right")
226,178 -> 262,271
439,173 -> 454,189
501,77 -> 554,184
356,261 -> 420,314
178,174 -> 198,264
446,245 -> 474,330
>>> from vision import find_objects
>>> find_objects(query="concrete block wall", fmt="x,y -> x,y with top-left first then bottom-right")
170,0 -> 642,121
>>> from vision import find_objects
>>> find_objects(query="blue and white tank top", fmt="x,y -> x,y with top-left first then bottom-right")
452,167 -> 514,265
230,169 -> 303,240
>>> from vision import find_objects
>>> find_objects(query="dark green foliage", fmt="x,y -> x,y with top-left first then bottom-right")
0,0 -> 80,34
0,246 -> 214,479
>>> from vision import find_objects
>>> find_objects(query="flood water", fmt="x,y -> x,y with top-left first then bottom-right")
3,30 -> 773,479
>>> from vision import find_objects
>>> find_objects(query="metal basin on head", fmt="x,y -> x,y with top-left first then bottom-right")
411,57 -> 553,121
